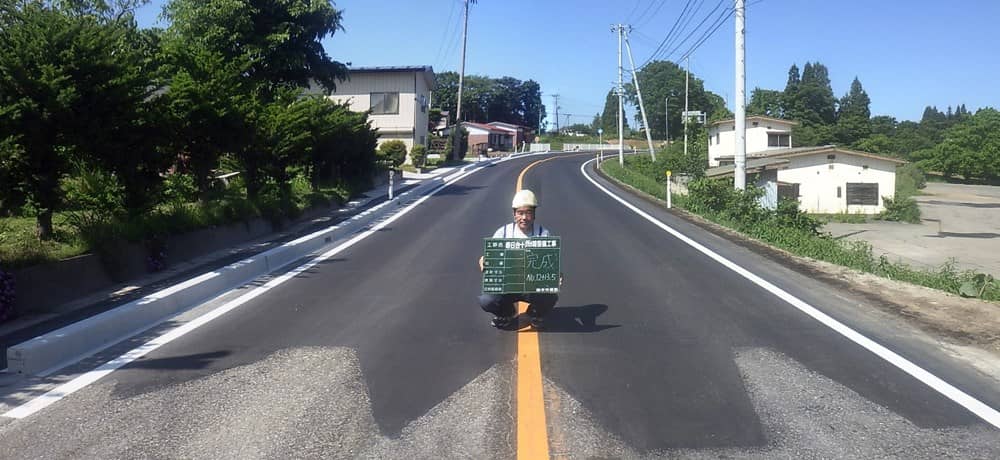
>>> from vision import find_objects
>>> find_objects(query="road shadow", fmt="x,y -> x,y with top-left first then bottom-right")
127,350 -> 232,371
832,230 -> 867,240
433,184 -> 485,198
920,200 -> 1000,208
925,232 -> 1000,239
519,304 -> 619,333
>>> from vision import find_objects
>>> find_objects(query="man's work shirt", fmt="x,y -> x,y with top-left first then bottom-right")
492,223 -> 551,239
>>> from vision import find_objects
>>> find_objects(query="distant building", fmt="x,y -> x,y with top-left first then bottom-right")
325,66 -> 435,151
706,116 -> 905,214
708,145 -> 906,214
708,116 -> 797,167
487,122 -> 531,150
437,122 -> 515,156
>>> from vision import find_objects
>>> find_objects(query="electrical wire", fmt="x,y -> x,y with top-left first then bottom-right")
678,5 -> 734,61
639,0 -> 696,68
635,0 -> 673,30
664,0 -> 728,61
433,0 -> 460,69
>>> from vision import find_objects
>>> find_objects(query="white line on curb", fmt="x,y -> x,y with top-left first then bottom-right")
3,163 -> 489,419
581,159 -> 1000,429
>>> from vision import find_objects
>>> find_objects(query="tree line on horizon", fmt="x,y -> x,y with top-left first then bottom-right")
432,72 -> 545,129
747,62 -> 999,181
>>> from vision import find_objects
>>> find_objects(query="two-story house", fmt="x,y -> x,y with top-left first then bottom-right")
706,116 -> 905,214
326,66 -> 435,151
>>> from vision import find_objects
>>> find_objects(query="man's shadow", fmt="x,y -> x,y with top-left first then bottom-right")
518,304 -> 618,332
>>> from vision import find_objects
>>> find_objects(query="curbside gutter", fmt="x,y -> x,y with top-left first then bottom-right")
6,159 -> 508,376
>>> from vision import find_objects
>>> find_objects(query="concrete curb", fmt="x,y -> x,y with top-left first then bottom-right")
6,161 -> 499,376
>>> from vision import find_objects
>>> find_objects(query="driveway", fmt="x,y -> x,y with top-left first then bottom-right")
824,182 -> 1000,277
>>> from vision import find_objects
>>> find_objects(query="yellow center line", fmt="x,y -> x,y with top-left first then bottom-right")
513,152 -> 592,459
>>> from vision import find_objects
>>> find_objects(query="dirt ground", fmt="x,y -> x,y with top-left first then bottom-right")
679,207 -> 1000,379
825,183 -> 1000,277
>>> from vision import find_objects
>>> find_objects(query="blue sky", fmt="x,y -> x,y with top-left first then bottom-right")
135,0 -> 1000,125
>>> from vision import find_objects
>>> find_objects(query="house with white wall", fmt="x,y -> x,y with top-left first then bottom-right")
326,66 -> 434,152
708,146 -> 906,214
706,116 -> 905,214
708,116 -> 797,167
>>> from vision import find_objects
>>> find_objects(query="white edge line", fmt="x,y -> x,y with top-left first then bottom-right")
3,162 -> 489,419
580,158 -> 1000,429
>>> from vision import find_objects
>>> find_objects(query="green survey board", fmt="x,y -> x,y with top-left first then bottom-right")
482,237 -> 561,294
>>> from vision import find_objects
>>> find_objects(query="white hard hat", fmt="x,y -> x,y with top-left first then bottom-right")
512,189 -> 538,208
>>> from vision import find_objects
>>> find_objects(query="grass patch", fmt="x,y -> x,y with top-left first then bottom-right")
812,212 -> 869,224
599,158 -> 1000,302
0,179 -> 354,271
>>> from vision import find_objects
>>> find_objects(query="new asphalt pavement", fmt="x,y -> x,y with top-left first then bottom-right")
0,152 -> 997,458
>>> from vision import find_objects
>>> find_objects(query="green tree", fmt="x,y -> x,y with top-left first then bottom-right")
782,64 -> 801,120
870,115 -> 897,137
0,2 -> 156,238
434,72 -> 544,127
747,88 -> 784,118
377,140 -> 407,169
919,108 -> 1000,180
627,60 -> 726,140
834,77 -> 872,145
163,0 -> 348,97
796,62 -> 837,126
157,42 -> 245,201
600,89 -> 627,137
163,0 -> 350,199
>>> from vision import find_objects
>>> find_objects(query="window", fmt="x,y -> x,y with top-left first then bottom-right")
370,92 -> 399,114
767,133 -> 790,147
837,186 -> 842,198
846,183 -> 879,206
716,133 -> 720,144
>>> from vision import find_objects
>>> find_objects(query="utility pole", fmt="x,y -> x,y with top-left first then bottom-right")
624,27 -> 656,160
684,56 -> 690,158
616,24 -> 624,166
734,0 -> 747,190
453,0 -> 474,161
551,94 -> 561,134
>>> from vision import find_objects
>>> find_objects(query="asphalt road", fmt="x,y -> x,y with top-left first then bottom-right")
0,152 -> 998,459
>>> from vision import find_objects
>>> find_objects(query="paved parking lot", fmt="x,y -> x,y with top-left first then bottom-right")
824,183 -> 1000,277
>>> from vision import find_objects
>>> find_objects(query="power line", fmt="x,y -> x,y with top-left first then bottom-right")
635,0 -> 673,30
639,0 -> 697,68
625,0 -> 651,24
433,0 -> 460,69
663,0 -> 728,61
677,5 -> 733,61
631,0 -> 664,28
657,0 -> 709,60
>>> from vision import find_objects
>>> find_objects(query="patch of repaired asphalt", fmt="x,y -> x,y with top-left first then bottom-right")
544,348 -> 1000,459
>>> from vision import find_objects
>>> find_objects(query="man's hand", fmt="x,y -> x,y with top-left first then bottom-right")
479,256 -> 484,272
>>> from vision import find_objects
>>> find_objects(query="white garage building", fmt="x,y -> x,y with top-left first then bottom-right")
706,117 -> 906,214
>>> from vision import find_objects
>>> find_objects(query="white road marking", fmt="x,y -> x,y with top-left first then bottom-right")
3,163 -> 490,419
580,159 -> 1000,429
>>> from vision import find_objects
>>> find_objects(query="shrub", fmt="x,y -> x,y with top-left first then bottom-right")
896,163 -> 926,199
774,198 -> 822,235
410,144 -> 428,168
378,140 -> 408,169
880,195 -> 921,223
161,172 -> 199,204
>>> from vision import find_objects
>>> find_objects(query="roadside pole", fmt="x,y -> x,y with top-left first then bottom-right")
388,169 -> 394,200
665,170 -> 672,209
